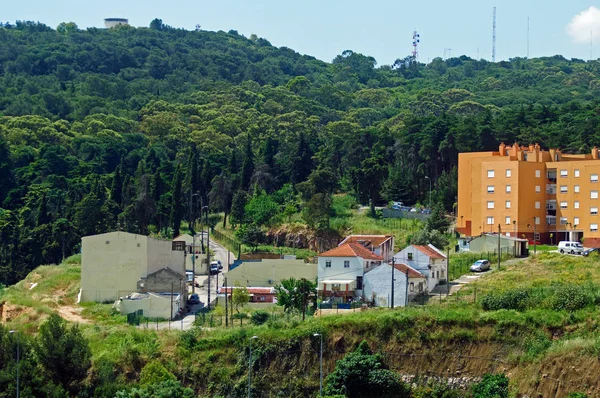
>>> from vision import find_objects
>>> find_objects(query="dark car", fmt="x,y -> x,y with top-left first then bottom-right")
470,259 -> 491,272
188,294 -> 200,305
582,248 -> 598,257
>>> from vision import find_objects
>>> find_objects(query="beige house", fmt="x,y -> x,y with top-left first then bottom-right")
80,231 -> 185,303
224,259 -> 316,287
116,292 -> 182,320
173,234 -> 207,273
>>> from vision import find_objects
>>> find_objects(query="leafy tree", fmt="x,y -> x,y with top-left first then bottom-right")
139,361 -> 177,387
235,223 -> 264,252
410,229 -> 449,249
275,277 -> 317,321
425,203 -> 451,234
231,284 -> 250,325
472,374 -> 509,398
244,190 -> 278,226
230,190 -> 249,227
208,173 -> 233,228
116,380 -> 194,398
323,340 -> 410,398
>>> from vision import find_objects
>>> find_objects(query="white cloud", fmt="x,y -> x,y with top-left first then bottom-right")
567,6 -> 600,43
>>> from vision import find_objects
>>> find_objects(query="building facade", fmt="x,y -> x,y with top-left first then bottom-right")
338,235 -> 395,262
457,144 -> 600,247
393,245 -> 447,293
363,262 -> 425,308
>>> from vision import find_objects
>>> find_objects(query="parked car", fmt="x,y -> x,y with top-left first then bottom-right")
470,259 -> 491,272
188,294 -> 200,305
421,208 -> 432,214
558,241 -> 584,255
210,261 -> 220,274
582,248 -> 598,257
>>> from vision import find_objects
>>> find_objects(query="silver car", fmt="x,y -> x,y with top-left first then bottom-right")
470,259 -> 491,272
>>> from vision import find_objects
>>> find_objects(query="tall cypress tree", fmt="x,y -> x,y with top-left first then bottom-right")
0,138 -> 13,206
111,162 -> 123,208
261,136 -> 277,169
170,165 -> 184,238
36,192 -> 51,226
187,149 -> 199,223
291,132 -> 313,185
241,135 -> 254,190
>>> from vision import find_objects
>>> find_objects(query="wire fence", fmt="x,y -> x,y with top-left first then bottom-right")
211,229 -> 242,257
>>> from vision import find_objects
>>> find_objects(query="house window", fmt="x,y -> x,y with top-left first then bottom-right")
535,201 -> 540,209
591,207 -> 599,215
409,282 -> 414,292
487,185 -> 495,193
487,170 -> 495,178
574,217 -> 580,226
325,260 -> 331,268
344,260 -> 350,268
105,241 -> 110,244
560,217 -> 568,225
506,185 -> 511,193
487,201 -> 495,209
418,283 -> 423,292
560,186 -> 568,193
486,216 -> 494,225
575,169 -> 580,177
535,170 -> 541,178
575,185 -> 580,193
505,216 -> 511,224
505,200 -> 511,209
441,270 -> 445,278
592,174 -> 599,183
592,191 -> 599,199
356,276 -> 363,290
560,201 -> 568,209
591,224 -> 599,232
535,217 -> 540,225
407,253 -> 413,260
560,169 -> 568,177
575,201 -> 580,209
524,153 -> 528,161
437,270 -> 440,279
506,169 -> 512,177
535,185 -> 541,193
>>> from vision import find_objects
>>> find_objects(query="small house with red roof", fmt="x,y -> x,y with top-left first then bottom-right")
338,235 -> 395,262
363,262 -> 426,307
317,242 -> 383,303
393,244 -> 448,292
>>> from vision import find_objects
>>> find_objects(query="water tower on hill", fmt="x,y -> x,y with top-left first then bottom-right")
104,18 -> 129,28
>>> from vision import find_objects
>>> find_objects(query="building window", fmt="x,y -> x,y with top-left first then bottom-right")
487,185 -> 495,193
524,153 -> 529,161
575,169 -> 580,178
575,201 -> 580,209
535,185 -> 541,193
409,282 -> 414,292
560,169 -> 568,177
506,185 -> 511,193
591,207 -> 599,215
487,201 -> 495,209
592,174 -> 599,183
560,185 -> 568,193
560,217 -> 568,225
441,270 -> 445,278
487,170 -> 495,178
506,169 -> 512,177
535,217 -> 540,225
486,216 -> 494,225
505,216 -> 511,225
535,170 -> 541,178
575,185 -> 580,193
356,276 -> 363,290
592,191 -> 599,199
505,200 -> 511,209
574,217 -> 580,226
535,201 -> 540,209
344,260 -> 350,268
560,201 -> 568,209
592,224 -> 599,232
325,261 -> 331,268
407,252 -> 413,260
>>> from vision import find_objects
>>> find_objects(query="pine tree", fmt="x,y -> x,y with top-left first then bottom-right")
261,136 -> 277,168
241,135 -> 254,190
36,192 -> 51,226
111,162 -> 123,208
291,133 -> 313,185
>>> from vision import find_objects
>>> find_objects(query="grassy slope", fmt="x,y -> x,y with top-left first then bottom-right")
3,253 -> 600,396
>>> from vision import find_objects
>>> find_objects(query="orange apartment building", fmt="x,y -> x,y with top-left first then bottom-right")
457,143 -> 600,248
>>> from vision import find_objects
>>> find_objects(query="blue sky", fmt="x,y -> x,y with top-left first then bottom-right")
4,1 -> 600,65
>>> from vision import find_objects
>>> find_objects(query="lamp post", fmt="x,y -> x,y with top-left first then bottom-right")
202,205 -> 211,310
191,192 -> 200,294
248,336 -> 258,398
424,176 -> 432,209
313,333 -> 323,397
9,330 -> 19,398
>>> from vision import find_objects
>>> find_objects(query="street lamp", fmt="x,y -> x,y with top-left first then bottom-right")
9,330 -> 19,398
202,205 -> 211,310
424,176 -> 432,209
313,333 -> 323,397
248,336 -> 258,398
191,192 -> 200,294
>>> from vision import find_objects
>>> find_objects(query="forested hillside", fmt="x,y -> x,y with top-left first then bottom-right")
2,20 -> 600,284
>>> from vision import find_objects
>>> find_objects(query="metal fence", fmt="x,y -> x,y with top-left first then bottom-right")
211,229 -> 242,257
382,208 -> 431,221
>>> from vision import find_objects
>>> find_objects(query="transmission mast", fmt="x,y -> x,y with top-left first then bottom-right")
492,7 -> 497,62
412,31 -> 420,62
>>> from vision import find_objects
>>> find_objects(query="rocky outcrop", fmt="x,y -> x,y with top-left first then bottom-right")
265,226 -> 340,253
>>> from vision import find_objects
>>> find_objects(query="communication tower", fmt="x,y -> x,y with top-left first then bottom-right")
412,31 -> 420,62
492,7 -> 497,62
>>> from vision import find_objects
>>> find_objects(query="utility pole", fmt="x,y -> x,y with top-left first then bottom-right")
170,282 -> 174,321
533,217 -> 537,255
203,206 -> 211,310
497,224 -> 501,270
390,257 -> 395,308
225,277 -> 228,327
404,268 -> 409,306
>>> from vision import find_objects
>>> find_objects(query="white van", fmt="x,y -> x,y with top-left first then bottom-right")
558,241 -> 584,254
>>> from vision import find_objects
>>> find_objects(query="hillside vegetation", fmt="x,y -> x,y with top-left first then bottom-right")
3,21 -> 600,284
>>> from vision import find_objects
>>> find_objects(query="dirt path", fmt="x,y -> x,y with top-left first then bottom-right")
56,305 -> 89,324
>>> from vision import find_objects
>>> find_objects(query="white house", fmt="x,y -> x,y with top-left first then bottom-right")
338,235 -> 395,262
393,244 -> 447,292
363,262 -> 426,308
317,243 -> 383,302
173,233 -> 207,273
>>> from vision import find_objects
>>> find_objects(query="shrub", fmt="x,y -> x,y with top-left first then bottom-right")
139,361 -> 176,387
552,285 -> 592,311
251,310 -> 270,325
481,289 -> 530,311
567,393 -> 588,398
472,374 -> 509,398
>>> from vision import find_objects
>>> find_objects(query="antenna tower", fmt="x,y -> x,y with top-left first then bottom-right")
527,17 -> 530,58
412,31 -> 420,62
492,7 -> 497,62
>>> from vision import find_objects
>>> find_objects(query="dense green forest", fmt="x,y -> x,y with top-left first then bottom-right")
2,19 -> 600,284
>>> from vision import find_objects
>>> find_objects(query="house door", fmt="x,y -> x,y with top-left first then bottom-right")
356,276 -> 363,290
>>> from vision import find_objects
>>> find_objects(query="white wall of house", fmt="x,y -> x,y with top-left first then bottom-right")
363,264 -> 408,307
317,256 -> 363,292
117,293 -> 181,320
394,246 -> 447,292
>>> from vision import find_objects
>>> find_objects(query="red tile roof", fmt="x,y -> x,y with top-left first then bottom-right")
339,235 -> 393,247
219,287 -> 275,294
413,245 -> 446,259
319,243 -> 383,260
393,263 -> 425,279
